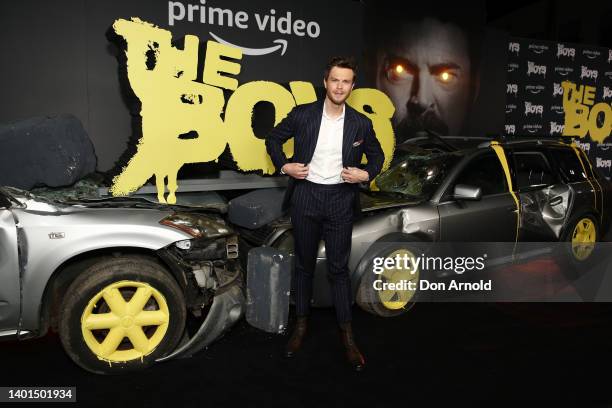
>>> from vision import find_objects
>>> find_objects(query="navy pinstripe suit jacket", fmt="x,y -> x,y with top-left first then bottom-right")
265,99 -> 385,215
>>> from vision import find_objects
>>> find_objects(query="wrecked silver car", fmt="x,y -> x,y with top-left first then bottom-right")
233,139 -> 611,319
0,187 -> 243,374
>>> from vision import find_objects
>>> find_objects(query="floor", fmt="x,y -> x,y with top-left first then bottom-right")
2,301 -> 612,407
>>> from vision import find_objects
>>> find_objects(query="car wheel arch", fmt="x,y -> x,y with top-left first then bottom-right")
559,209 -> 600,241
351,232 -> 431,296
37,247 -> 183,337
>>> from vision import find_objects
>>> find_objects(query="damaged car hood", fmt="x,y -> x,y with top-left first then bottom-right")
360,191 -> 424,212
1,186 -> 227,214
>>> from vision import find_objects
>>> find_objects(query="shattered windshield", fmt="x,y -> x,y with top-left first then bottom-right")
375,146 -> 462,199
0,186 -> 27,207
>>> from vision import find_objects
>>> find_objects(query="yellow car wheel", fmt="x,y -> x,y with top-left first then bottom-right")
570,217 -> 597,262
558,214 -> 600,278
59,256 -> 186,374
357,241 -> 427,317
377,249 -> 420,310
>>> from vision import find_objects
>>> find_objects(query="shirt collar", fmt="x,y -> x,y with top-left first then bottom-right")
322,101 -> 345,121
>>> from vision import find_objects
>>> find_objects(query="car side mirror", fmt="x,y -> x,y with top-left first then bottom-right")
453,184 -> 482,201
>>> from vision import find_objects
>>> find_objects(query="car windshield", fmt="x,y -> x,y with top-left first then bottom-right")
375,146 -> 462,199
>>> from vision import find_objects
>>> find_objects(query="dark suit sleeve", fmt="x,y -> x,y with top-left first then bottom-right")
265,107 -> 297,172
362,120 -> 384,181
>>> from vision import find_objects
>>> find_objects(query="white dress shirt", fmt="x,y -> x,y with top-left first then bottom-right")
306,104 -> 345,184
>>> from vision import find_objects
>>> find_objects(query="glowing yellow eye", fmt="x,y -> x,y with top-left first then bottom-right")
395,65 -> 404,73
440,72 -> 450,82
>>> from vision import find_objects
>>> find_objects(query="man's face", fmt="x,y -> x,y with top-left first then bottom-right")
376,18 -> 472,141
324,66 -> 355,106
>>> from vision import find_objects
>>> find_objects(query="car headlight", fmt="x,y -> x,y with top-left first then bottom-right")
160,213 -> 231,239
174,239 -> 192,250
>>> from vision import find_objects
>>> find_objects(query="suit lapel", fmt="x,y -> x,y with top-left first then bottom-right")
342,106 -> 357,164
304,100 -> 324,163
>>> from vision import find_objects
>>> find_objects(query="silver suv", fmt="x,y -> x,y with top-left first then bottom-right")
0,187 -> 244,374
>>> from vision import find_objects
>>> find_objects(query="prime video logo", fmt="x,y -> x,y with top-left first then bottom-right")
551,105 -> 564,115
167,2 -> 321,38
167,1 -> 322,56
507,63 -> 519,73
523,124 -> 542,134
528,43 -> 548,54
583,49 -> 601,60
526,85 -> 545,94
555,67 -> 573,76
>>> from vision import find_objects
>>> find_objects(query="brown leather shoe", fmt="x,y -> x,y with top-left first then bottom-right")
339,322 -> 365,372
284,316 -> 308,358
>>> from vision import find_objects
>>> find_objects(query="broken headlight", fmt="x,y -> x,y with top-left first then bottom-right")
160,212 -> 231,239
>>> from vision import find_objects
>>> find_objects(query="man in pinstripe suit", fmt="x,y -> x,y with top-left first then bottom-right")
266,56 -> 384,371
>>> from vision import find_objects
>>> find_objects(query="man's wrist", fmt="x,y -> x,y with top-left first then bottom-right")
362,170 -> 370,182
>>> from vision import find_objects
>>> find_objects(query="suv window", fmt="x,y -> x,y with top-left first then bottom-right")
512,150 -> 556,189
548,147 -> 587,183
453,153 -> 507,196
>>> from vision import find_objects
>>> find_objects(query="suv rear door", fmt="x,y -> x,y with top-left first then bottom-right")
545,146 -> 603,238
510,146 -> 570,241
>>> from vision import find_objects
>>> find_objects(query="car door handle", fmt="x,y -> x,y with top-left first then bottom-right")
548,196 -> 562,206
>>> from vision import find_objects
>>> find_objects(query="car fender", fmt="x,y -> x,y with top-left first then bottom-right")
15,209 -> 191,334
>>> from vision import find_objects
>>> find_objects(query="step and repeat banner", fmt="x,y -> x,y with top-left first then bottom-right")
505,38 -> 612,177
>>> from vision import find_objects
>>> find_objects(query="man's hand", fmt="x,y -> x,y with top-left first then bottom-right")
282,163 -> 309,179
341,167 -> 369,184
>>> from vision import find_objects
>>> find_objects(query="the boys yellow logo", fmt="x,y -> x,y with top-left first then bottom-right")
110,18 -> 395,203
562,80 -> 612,143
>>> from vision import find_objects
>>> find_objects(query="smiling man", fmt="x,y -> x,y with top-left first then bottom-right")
265,56 -> 384,372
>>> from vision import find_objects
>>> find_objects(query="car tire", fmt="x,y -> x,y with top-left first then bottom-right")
356,241 -> 428,317
559,214 -> 599,277
58,256 -> 186,375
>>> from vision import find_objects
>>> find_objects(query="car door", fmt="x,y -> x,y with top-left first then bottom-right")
437,150 -> 518,242
510,147 -> 567,241
0,194 -> 21,332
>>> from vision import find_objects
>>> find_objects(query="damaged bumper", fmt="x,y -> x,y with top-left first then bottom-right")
156,280 -> 244,361
156,233 -> 246,362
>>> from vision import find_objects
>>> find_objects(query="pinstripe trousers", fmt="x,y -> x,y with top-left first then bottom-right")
291,180 -> 354,323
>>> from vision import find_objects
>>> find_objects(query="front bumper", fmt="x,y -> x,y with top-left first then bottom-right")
156,235 -> 245,361
156,277 -> 244,361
